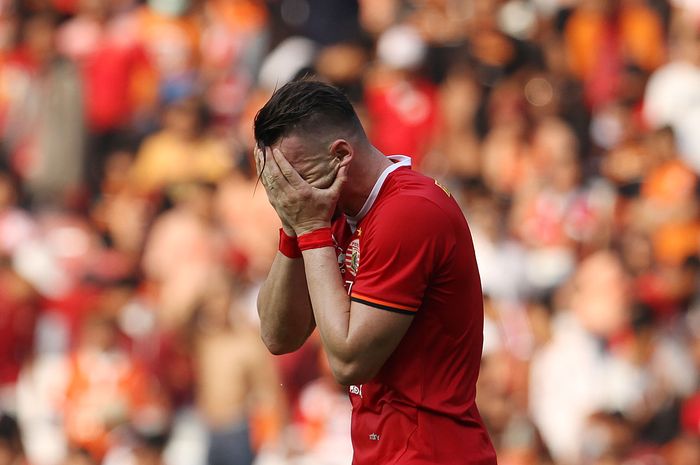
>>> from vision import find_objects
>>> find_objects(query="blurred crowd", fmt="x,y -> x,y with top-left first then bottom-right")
0,0 -> 700,465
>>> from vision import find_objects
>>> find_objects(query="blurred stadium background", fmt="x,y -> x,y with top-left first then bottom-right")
1,0 -> 700,464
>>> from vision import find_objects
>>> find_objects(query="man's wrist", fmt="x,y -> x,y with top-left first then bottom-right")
281,223 -> 296,237
278,228 -> 302,258
294,221 -> 331,237
298,227 -> 334,251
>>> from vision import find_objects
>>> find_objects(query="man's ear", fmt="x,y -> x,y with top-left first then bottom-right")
329,139 -> 353,161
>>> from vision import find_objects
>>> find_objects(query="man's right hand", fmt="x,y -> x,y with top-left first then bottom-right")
254,145 -> 347,236
255,145 -> 295,236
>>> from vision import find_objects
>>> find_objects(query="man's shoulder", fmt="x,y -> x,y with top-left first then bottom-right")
357,175 -> 461,246
376,169 -> 459,221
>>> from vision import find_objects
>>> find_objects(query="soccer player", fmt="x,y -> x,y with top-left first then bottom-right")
254,80 -> 497,465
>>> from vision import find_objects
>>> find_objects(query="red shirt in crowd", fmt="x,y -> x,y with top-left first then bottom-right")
331,156 -> 497,464
58,15 -> 155,131
365,80 -> 438,169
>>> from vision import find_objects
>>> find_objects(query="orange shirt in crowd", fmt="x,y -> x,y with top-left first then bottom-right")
642,159 -> 698,206
566,4 -> 666,108
653,221 -> 700,266
135,6 -> 201,79
63,350 -> 160,460
565,4 -> 665,81
206,0 -> 267,34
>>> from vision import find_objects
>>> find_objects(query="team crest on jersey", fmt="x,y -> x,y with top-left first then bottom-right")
345,238 -> 360,276
334,235 -> 346,274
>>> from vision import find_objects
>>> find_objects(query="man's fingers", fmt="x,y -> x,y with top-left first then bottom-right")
271,148 -> 306,187
327,155 -> 351,197
258,146 -> 288,190
256,147 -> 281,193
254,145 -> 265,178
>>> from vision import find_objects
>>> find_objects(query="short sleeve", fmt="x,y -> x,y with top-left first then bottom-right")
350,196 -> 451,315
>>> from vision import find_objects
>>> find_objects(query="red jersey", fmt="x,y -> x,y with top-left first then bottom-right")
331,156 -> 497,464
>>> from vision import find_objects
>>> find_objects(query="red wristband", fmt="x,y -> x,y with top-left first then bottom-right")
278,228 -> 302,258
297,227 -> 334,251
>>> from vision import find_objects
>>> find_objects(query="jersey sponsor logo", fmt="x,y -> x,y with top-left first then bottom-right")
345,238 -> 361,276
434,179 -> 451,197
369,433 -> 381,441
349,384 -> 363,397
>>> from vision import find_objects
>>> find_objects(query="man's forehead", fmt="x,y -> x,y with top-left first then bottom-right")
273,136 -> 307,160
272,135 -> 327,165
267,134 -> 337,186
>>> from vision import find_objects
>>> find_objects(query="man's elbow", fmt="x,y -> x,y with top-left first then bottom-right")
260,331 -> 303,355
330,359 -> 379,386
256,299 -> 305,355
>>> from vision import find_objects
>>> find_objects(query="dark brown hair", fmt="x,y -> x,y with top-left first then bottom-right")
253,79 -> 363,149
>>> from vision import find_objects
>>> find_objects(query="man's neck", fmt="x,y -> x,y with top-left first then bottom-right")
339,146 -> 393,217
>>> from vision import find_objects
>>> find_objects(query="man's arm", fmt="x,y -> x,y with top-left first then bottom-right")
255,147 -> 413,381
254,145 -> 319,355
257,251 -> 315,355
301,246 -> 413,385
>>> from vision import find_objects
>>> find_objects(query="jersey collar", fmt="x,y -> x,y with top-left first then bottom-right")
346,155 -> 412,232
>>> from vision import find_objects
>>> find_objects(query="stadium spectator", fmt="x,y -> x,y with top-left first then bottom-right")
2,12 -> 84,206
192,279 -> 283,465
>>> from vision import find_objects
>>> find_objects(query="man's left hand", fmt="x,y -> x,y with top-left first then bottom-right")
255,147 -> 350,236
